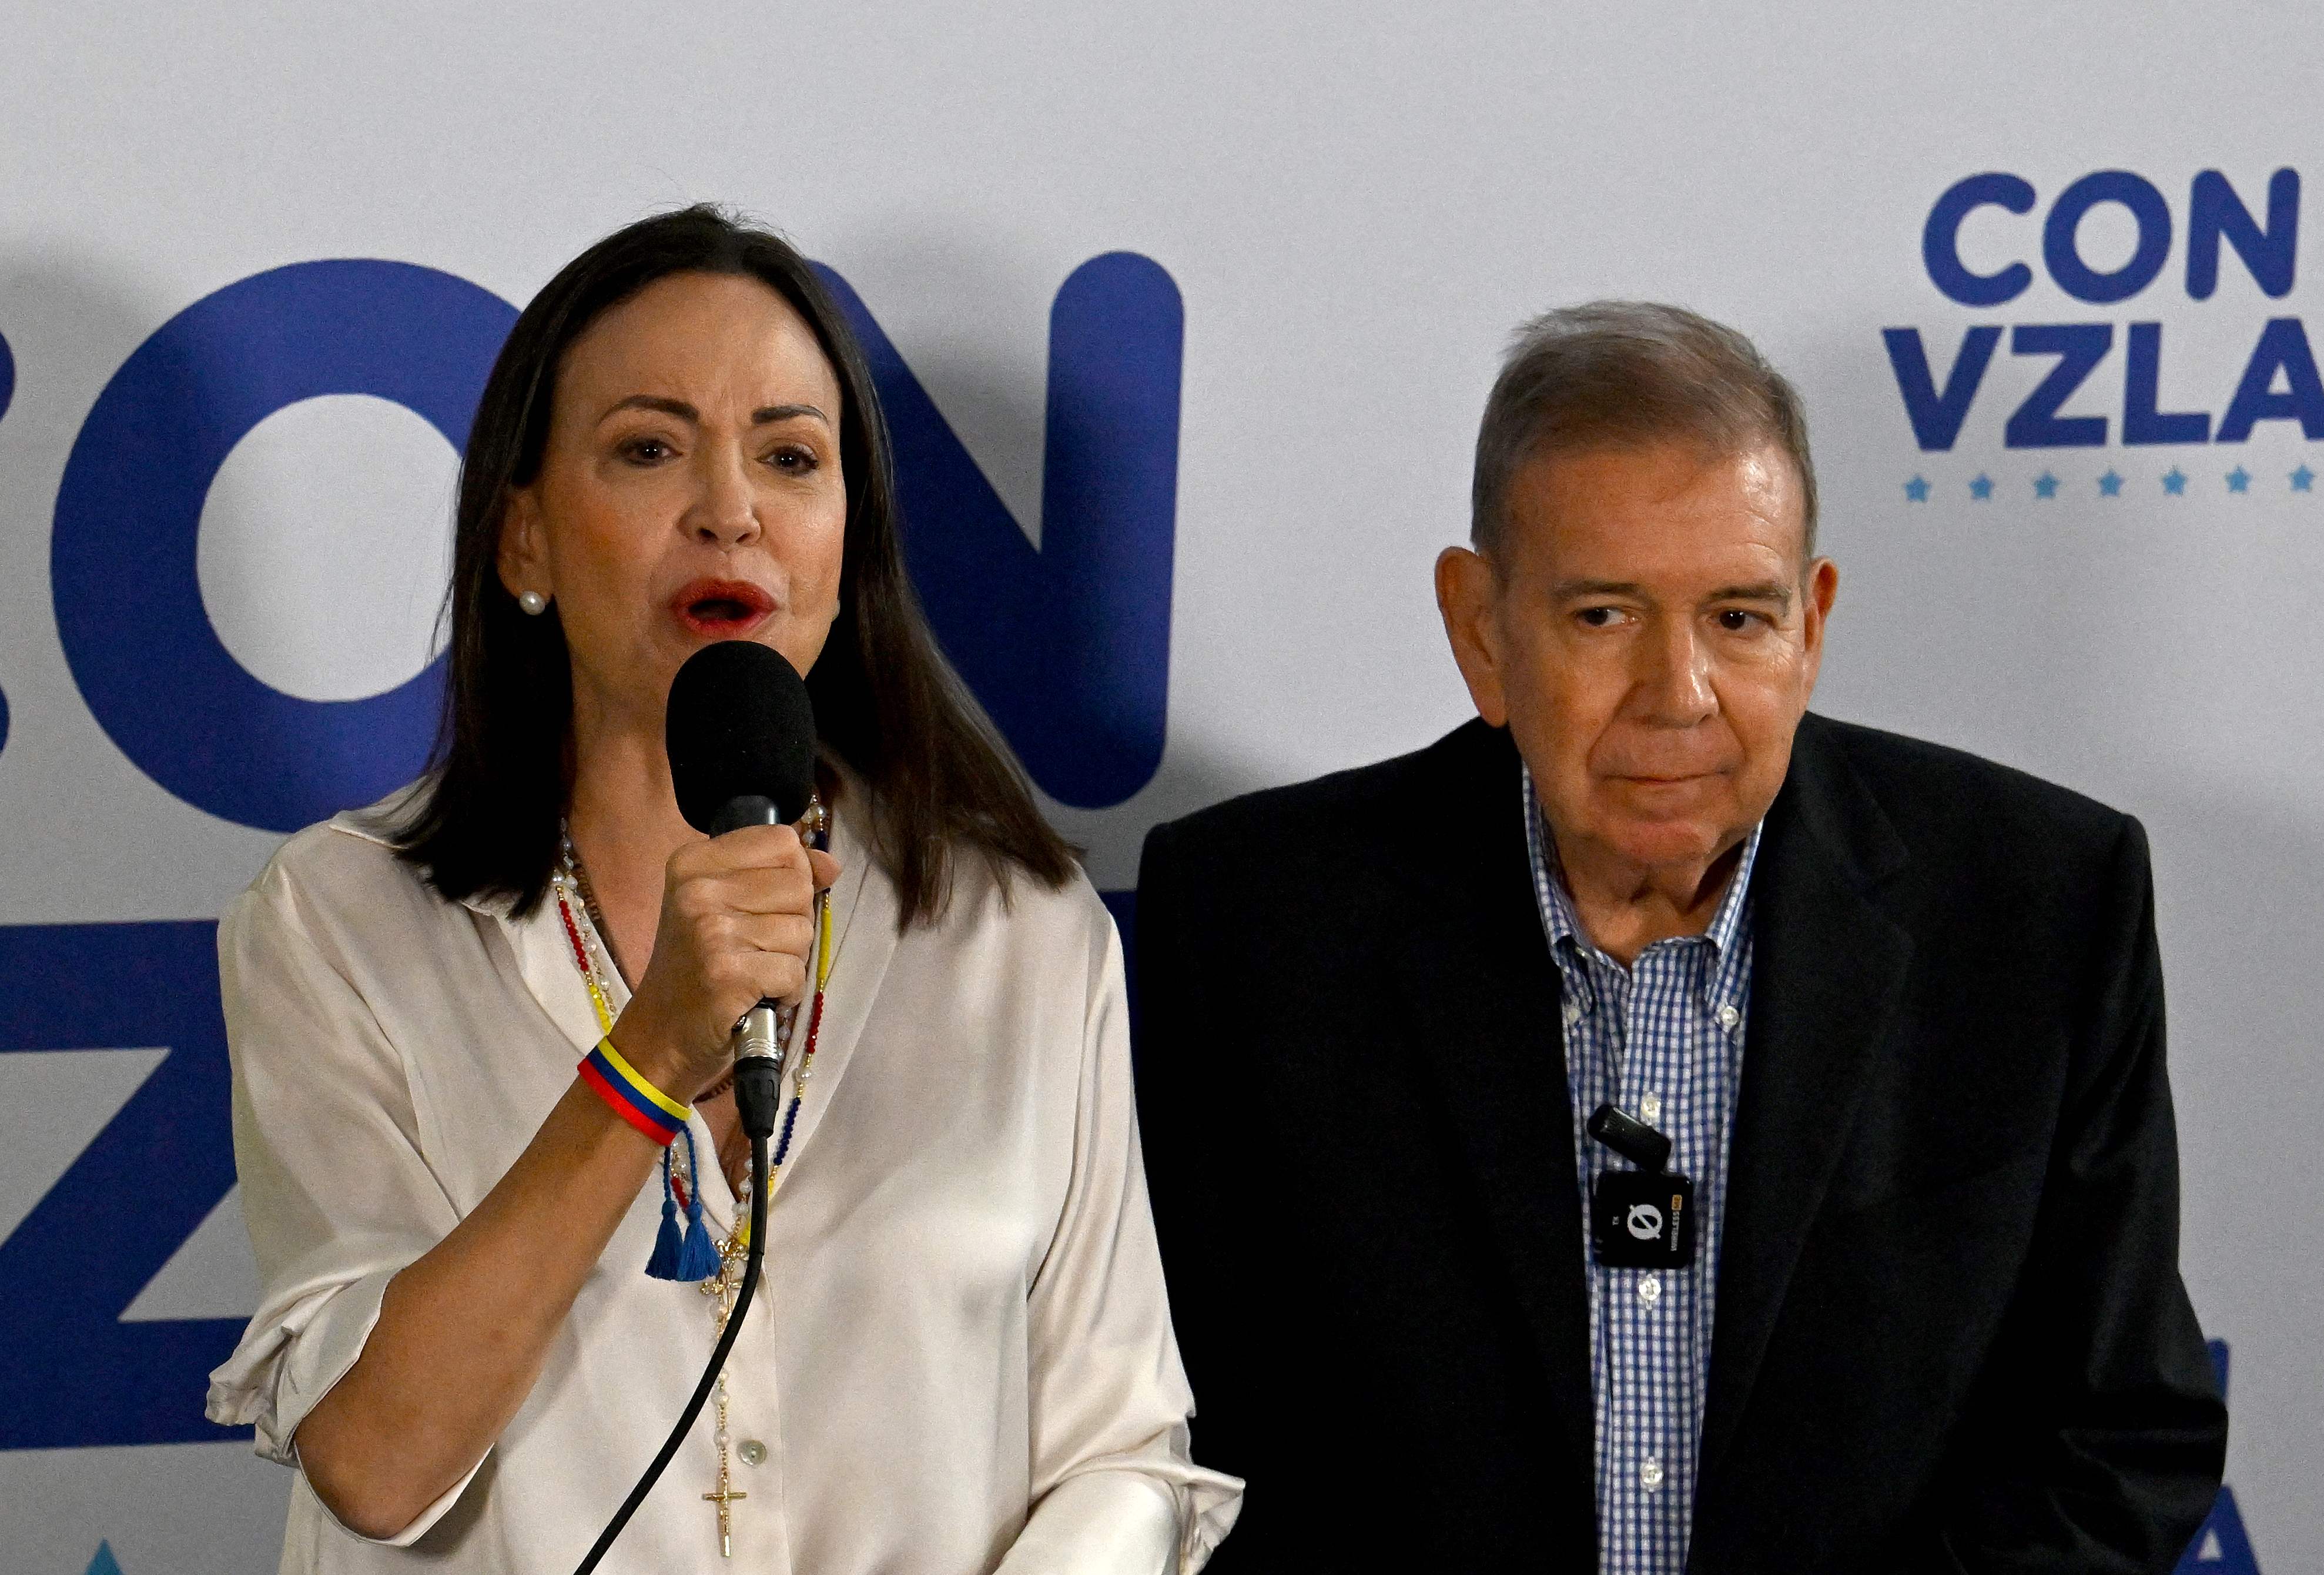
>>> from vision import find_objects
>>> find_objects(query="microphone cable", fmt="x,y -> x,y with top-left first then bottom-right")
573,1055 -> 782,1574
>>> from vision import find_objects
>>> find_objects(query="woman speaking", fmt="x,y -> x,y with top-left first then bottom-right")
205,206 -> 1239,1573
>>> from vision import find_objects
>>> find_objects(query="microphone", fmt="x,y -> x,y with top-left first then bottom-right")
665,640 -> 818,1132
577,641 -> 813,1575
667,638 -> 819,833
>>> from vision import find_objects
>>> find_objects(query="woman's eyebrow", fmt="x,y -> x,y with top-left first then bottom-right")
753,403 -> 831,426
598,393 -> 697,425
594,396 -> 832,427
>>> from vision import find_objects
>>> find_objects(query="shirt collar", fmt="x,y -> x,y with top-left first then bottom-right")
1521,763 -> 1762,975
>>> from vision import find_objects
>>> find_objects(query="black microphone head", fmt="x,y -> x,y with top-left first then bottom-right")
665,641 -> 818,834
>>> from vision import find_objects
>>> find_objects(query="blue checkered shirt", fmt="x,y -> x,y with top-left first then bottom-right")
1522,767 -> 1758,1575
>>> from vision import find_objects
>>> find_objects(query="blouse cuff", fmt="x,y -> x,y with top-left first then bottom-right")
206,1263 -> 489,1546
207,1264 -> 397,1460
996,1463 -> 1245,1575
1175,1463 -> 1244,1573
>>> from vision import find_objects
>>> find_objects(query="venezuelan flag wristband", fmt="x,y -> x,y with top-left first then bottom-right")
577,1037 -> 691,1145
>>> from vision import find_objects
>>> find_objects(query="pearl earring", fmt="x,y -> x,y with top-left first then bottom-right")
517,590 -> 548,616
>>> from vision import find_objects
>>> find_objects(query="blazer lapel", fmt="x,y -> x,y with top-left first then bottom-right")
1402,723 -> 1598,1485
1696,717 -> 1914,1489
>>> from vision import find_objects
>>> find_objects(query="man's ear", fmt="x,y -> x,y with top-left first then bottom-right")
1436,545 -> 1511,727
1797,555 -> 1840,694
497,487 -> 548,603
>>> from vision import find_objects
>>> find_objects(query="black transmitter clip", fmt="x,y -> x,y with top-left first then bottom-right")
1586,1102 -> 1697,1269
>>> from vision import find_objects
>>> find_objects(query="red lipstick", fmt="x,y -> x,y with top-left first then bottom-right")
669,577 -> 777,639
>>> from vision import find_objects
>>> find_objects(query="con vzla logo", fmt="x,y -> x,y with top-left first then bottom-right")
1885,168 -> 2316,453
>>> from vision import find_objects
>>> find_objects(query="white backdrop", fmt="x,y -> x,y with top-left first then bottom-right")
0,6 -> 2311,1571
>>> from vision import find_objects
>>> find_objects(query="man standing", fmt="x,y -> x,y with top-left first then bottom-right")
1135,303 -> 2226,1571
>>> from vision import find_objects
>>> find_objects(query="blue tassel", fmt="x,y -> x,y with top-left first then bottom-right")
675,1188 -> 722,1282
644,1146 -> 686,1280
654,1128 -> 719,1283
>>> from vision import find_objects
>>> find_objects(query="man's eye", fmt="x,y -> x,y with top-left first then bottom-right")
1717,609 -> 1763,631
1576,607 -> 1620,628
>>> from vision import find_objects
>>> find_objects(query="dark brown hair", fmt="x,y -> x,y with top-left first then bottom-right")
391,205 -> 1076,925
1470,300 -> 1819,559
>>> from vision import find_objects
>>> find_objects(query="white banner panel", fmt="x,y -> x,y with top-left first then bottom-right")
0,6 -> 2306,1570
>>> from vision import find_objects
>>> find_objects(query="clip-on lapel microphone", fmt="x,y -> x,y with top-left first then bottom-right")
1586,1102 -> 1697,1269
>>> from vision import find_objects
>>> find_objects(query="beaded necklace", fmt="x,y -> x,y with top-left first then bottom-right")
551,800 -> 832,1559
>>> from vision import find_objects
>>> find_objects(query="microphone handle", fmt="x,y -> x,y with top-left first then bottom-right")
712,791 -> 788,1064
708,790 -> 805,1139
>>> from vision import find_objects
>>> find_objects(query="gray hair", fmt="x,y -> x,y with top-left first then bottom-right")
1469,300 -> 1819,559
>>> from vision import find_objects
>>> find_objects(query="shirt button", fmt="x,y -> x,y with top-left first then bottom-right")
1562,998 -> 1582,1026
1638,1272 -> 1662,1306
738,1440 -> 768,1467
1717,1004 -> 1741,1031
1641,1456 -> 1665,1491
1639,1091 -> 1662,1123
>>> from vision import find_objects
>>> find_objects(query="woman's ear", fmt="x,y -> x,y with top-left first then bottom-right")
497,489 -> 549,603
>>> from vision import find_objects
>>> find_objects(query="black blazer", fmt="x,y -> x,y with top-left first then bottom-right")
1136,715 -> 2225,1573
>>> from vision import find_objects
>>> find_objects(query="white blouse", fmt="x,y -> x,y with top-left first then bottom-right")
205,795 -> 1241,1574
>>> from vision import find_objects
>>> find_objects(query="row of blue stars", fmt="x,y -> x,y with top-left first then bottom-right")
1906,466 -> 2316,501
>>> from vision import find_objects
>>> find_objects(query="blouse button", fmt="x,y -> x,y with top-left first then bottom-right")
738,1439 -> 768,1467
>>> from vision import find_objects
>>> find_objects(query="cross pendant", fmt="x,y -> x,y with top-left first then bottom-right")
703,1479 -> 748,1559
